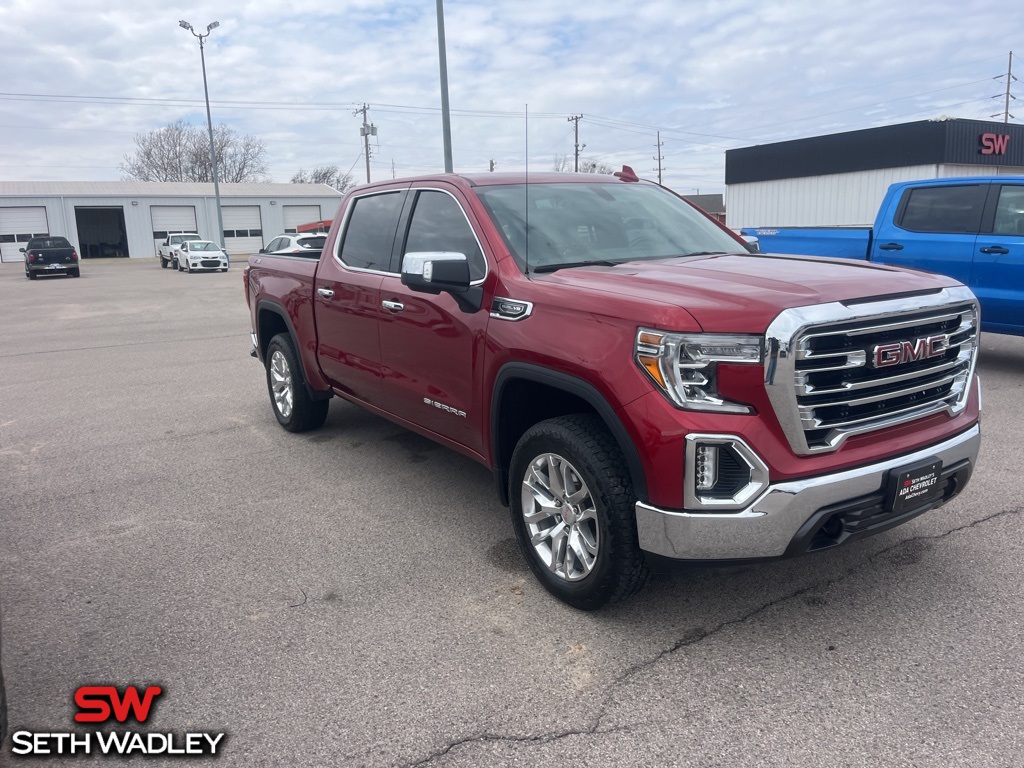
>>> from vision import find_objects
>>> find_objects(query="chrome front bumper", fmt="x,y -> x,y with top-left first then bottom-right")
635,424 -> 980,560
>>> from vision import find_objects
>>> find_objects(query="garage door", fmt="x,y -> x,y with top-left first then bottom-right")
151,206 -> 198,256
283,205 -> 321,233
223,206 -> 263,254
0,206 -> 49,262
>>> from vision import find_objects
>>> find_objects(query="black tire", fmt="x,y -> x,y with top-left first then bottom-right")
509,414 -> 649,610
265,333 -> 329,432
70,268 -> 80,278
160,257 -> 167,269
175,259 -> 181,271
27,270 -> 37,280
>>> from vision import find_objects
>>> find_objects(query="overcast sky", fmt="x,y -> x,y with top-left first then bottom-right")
0,0 -> 1019,194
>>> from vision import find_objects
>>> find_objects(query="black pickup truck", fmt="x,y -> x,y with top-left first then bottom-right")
21,236 -> 80,279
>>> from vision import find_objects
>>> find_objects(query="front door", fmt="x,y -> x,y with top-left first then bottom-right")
377,187 -> 493,455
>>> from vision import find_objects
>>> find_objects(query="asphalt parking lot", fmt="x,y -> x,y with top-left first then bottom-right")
1,257 -> 1022,766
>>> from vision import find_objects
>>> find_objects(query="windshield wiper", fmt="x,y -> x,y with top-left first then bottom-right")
679,251 -> 727,258
531,260 -> 621,274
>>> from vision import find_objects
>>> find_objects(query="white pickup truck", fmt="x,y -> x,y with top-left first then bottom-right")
158,232 -> 201,269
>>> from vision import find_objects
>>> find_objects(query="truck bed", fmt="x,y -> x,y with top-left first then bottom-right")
742,226 -> 872,260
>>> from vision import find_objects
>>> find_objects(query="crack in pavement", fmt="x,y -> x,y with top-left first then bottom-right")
0,332 -> 246,358
400,506 -> 1021,766
401,724 -> 633,767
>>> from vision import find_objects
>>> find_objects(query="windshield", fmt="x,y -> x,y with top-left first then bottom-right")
476,182 -> 741,273
172,234 -> 198,244
191,242 -> 220,251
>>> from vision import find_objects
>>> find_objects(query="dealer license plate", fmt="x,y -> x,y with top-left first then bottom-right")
889,459 -> 943,514
48,263 -> 62,269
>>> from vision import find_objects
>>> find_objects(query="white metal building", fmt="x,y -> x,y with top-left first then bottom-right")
726,118 -> 1024,229
0,181 -> 344,262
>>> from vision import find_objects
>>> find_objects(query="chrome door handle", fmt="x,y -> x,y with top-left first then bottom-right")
317,287 -> 335,299
382,300 -> 405,312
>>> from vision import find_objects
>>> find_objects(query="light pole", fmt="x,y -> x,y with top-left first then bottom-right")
179,20 -> 225,248
435,0 -> 453,173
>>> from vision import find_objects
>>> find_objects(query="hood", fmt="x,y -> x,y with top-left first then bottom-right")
533,253 -> 963,332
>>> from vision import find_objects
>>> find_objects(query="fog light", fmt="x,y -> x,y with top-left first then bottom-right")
695,445 -> 718,491
685,434 -> 769,511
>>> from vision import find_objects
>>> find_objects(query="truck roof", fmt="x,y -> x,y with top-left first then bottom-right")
347,171 -> 654,194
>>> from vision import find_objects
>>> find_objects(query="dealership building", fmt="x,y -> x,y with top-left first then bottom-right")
725,118 -> 1024,229
0,181 -> 345,263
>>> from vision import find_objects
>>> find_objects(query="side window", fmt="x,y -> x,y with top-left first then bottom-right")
267,238 -> 283,251
992,186 -> 1024,236
897,185 -> 986,234
339,192 -> 405,271
403,190 -> 486,281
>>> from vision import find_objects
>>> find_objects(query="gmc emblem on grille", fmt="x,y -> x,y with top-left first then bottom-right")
873,334 -> 949,367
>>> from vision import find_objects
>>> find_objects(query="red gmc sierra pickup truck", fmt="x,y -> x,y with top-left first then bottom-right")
245,168 -> 981,609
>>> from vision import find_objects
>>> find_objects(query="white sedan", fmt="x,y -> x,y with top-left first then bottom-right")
177,240 -> 230,272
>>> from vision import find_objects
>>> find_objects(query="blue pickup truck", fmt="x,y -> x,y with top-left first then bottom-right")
742,177 -> 1024,336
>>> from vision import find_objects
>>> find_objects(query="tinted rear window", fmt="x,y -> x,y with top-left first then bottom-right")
27,237 -> 71,249
339,192 -> 404,271
298,236 -> 326,249
897,185 -> 986,234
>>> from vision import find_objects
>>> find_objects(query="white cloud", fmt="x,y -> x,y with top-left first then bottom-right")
0,0 -> 1017,192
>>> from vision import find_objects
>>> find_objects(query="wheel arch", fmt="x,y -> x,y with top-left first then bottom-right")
255,300 -> 332,401
490,363 -> 648,507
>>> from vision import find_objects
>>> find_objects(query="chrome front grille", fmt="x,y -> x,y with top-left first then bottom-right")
765,287 -> 979,455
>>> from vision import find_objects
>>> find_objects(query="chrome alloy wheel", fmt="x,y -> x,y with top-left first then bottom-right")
521,453 -> 600,581
269,350 -> 294,419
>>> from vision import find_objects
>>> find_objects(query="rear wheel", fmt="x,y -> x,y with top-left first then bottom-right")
160,257 -> 168,269
70,268 -> 80,278
265,333 -> 329,432
509,414 -> 649,610
27,270 -> 36,280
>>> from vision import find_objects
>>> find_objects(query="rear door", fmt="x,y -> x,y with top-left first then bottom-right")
313,187 -> 409,403
871,183 -> 987,285
973,182 -> 1024,333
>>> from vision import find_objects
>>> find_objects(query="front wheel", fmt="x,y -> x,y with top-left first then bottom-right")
509,414 -> 649,610
265,333 -> 329,432
160,257 -> 168,269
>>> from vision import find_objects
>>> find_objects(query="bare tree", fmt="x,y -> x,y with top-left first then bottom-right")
552,154 -> 614,174
120,119 -> 269,183
291,165 -> 353,192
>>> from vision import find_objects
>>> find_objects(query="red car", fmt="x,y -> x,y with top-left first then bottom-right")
245,169 -> 981,608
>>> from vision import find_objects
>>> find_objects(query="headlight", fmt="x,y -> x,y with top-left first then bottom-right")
635,329 -> 763,413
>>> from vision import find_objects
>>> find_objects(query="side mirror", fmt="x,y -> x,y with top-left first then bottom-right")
740,235 -> 760,253
258,247 -> 267,254
19,247 -> 25,253
401,251 -> 481,313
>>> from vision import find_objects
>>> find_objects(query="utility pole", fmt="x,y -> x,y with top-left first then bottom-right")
653,131 -> 665,185
1000,51 -> 1016,123
355,104 -> 377,183
568,114 -> 584,172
